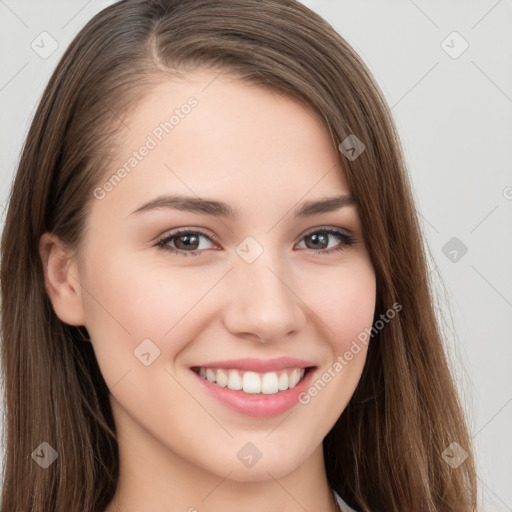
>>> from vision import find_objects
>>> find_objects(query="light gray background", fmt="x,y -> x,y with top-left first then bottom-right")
1,1 -> 511,510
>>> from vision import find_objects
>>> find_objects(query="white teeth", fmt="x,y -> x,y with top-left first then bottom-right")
227,369 -> 243,390
242,371 -> 261,393
261,372 -> 279,394
196,366 -> 308,394
216,369 -> 228,387
278,372 -> 289,391
289,368 -> 301,388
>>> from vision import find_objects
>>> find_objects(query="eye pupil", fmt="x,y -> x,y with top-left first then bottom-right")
306,232 -> 328,249
175,234 -> 199,250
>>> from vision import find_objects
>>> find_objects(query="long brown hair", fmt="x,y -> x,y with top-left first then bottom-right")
0,1 -> 477,510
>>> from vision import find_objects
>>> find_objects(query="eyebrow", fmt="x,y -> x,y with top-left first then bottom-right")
129,194 -> 356,218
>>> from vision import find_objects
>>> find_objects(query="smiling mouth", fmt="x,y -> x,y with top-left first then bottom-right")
191,366 -> 314,395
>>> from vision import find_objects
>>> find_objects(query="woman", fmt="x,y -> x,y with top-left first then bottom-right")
0,0 -> 477,511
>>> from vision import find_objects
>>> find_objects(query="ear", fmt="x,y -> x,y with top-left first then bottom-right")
39,232 -> 86,326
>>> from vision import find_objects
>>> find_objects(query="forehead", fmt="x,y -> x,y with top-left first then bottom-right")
94,70 -> 352,217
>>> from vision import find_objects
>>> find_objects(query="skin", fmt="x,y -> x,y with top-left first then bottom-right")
40,69 -> 376,512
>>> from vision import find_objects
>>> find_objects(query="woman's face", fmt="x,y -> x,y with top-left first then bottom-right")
68,70 -> 376,482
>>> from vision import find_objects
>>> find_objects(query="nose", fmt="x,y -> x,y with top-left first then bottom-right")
221,252 -> 306,343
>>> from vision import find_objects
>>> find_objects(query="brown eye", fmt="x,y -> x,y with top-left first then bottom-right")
296,228 -> 355,255
156,229 -> 216,257
173,233 -> 201,250
303,231 -> 329,250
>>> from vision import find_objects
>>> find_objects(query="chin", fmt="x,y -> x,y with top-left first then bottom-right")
203,441 -> 313,483
223,459 -> 301,482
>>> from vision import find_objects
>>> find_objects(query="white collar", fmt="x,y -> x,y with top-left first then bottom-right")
332,488 -> 357,511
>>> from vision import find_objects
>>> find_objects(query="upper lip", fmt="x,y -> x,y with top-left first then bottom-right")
192,356 -> 316,373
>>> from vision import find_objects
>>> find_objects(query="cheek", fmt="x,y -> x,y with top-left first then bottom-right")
297,258 -> 375,395
79,249 -> 228,384
81,248 -> 210,334
77,251 -> 169,370
301,258 -> 376,349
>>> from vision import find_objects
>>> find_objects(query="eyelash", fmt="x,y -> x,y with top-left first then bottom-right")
155,227 -> 356,258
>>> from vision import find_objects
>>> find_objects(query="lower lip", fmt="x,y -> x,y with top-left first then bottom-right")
191,368 -> 316,418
